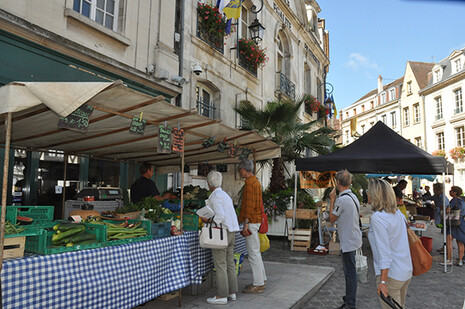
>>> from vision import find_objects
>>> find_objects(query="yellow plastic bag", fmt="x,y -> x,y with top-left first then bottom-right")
259,233 -> 270,252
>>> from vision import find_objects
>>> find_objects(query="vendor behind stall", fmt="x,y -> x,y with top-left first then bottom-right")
130,163 -> 160,203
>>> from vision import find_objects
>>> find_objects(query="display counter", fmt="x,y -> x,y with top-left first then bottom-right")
1,231 -> 246,309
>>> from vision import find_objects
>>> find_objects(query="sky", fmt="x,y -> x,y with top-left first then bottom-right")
318,0 -> 465,113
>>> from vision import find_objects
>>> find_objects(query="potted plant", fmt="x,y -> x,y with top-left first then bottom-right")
432,149 -> 447,158
449,146 -> 465,160
304,95 -> 327,119
197,2 -> 227,49
238,38 -> 268,73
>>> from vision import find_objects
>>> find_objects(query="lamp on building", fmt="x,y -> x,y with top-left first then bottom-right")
317,82 -> 335,127
248,1 -> 265,44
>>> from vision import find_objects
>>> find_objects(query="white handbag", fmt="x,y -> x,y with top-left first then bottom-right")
199,220 -> 228,249
355,248 -> 368,283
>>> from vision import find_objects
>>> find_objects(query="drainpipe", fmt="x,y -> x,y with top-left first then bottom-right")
177,0 -> 185,107
421,94 -> 427,151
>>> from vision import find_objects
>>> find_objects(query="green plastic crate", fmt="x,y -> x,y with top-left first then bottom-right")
24,223 -> 105,255
101,219 -> 152,247
160,213 -> 199,231
6,206 -> 54,226
151,221 -> 171,239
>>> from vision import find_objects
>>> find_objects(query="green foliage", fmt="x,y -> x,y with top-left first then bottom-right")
197,2 -> 227,49
238,38 -> 268,71
263,188 -> 293,222
116,197 -> 161,213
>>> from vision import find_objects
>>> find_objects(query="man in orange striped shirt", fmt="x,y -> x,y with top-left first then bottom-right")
238,159 -> 267,293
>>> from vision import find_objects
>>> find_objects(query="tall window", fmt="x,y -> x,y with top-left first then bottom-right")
456,126 -> 465,146
389,88 -> 395,101
381,114 -> 387,124
391,111 -> 396,129
240,6 -> 249,39
434,70 -> 441,83
73,0 -> 118,30
345,130 -> 349,144
353,108 -> 357,115
415,137 -> 422,148
370,101 -> 374,109
435,96 -> 443,120
403,107 -> 410,126
195,86 -> 216,119
362,105 -> 365,112
381,93 -> 386,104
407,81 -> 412,95
455,59 -> 463,73
413,104 -> 421,123
437,132 -> 445,150
455,88 -> 463,114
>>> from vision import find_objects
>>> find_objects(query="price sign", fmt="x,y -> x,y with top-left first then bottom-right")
157,124 -> 172,154
217,141 -> 228,153
227,143 -> 238,158
57,105 -> 94,132
239,148 -> 251,159
171,128 -> 184,153
202,136 -> 215,148
129,116 -> 146,135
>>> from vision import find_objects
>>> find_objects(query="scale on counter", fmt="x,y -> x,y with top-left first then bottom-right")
75,187 -> 123,201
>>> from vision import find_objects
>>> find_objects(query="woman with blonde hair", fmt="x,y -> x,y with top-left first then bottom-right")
367,178 -> 412,309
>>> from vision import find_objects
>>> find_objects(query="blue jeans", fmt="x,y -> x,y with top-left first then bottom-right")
341,250 -> 357,308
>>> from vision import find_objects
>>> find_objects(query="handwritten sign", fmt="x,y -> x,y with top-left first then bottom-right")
202,136 -> 215,148
171,128 -> 184,153
57,105 -> 93,132
239,148 -> 251,159
217,141 -> 228,153
198,163 -> 213,177
157,124 -> 171,154
227,143 -> 238,158
129,116 -> 146,135
216,164 -> 227,173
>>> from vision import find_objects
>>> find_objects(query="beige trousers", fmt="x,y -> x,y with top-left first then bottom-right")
211,230 -> 238,298
376,276 -> 411,309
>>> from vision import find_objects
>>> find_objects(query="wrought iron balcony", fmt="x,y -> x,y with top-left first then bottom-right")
238,54 -> 257,76
196,16 -> 224,54
275,72 -> 295,100
196,100 -> 216,119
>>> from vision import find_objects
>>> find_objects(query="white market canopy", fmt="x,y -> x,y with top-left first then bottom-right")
0,81 -> 281,172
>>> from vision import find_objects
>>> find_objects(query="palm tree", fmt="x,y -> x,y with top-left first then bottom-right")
234,95 -> 335,193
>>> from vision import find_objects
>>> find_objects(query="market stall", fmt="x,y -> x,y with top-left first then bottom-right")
0,80 -> 280,307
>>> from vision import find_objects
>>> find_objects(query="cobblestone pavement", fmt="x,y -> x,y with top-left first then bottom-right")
262,223 -> 465,309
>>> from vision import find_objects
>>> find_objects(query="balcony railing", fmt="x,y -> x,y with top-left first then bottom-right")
196,16 -> 224,54
196,100 -> 216,119
238,54 -> 257,76
435,113 -> 443,121
275,72 -> 295,100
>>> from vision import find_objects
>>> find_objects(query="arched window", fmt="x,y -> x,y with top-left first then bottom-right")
196,84 -> 216,119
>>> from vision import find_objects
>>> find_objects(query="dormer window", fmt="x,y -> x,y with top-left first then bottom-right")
434,69 -> 442,83
407,81 -> 412,95
455,59 -> 463,74
389,88 -> 395,101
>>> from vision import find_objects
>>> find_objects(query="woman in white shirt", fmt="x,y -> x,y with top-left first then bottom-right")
199,171 -> 240,305
367,178 -> 413,309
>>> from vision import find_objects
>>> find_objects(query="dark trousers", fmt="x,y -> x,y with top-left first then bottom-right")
341,250 -> 357,308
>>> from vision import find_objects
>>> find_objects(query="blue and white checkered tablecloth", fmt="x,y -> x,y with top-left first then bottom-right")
1,231 -> 247,309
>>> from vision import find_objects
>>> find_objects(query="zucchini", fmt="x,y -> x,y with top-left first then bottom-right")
52,226 -> 85,242
53,223 -> 84,232
69,233 -> 96,244
67,239 -> 98,247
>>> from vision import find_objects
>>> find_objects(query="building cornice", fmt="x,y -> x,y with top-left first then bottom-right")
419,70 -> 465,95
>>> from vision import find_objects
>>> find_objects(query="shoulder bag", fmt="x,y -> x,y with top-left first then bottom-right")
341,193 -> 362,229
259,200 -> 268,234
445,209 -> 461,226
199,217 -> 228,249
405,222 -> 432,276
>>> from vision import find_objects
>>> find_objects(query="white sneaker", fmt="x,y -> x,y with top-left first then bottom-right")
206,297 -> 228,305
228,294 -> 237,301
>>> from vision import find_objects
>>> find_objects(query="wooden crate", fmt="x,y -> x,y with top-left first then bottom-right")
4,236 -> 26,259
288,228 -> 311,251
158,290 -> 180,301
285,209 -> 317,220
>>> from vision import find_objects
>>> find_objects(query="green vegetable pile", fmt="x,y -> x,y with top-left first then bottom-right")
82,217 -> 148,241
115,197 -> 162,214
52,223 -> 97,247
5,221 -> 25,235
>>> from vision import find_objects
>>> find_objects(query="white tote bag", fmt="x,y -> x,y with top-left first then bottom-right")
355,248 -> 368,283
199,222 -> 228,249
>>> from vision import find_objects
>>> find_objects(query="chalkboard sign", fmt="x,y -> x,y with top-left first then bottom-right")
227,143 -> 238,158
217,141 -> 228,153
239,148 -> 251,159
202,136 -> 215,148
57,105 -> 94,132
171,128 -> 184,153
216,164 -> 227,172
198,163 -> 213,177
129,116 -> 147,135
157,124 -> 172,154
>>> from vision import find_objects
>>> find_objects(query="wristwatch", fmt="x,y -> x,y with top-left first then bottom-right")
380,280 -> 388,285
244,218 -> 249,224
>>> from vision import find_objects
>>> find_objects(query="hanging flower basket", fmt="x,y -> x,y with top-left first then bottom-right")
304,95 -> 327,118
238,38 -> 268,73
449,146 -> 465,160
197,2 -> 227,49
432,149 -> 446,157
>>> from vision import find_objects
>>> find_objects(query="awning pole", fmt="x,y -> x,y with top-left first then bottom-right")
443,171 -> 447,272
180,134 -> 185,232
291,170 -> 298,251
61,154 -> 68,219
0,112 -> 12,277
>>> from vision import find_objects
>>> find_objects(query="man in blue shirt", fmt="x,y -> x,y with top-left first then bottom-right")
130,163 -> 160,203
